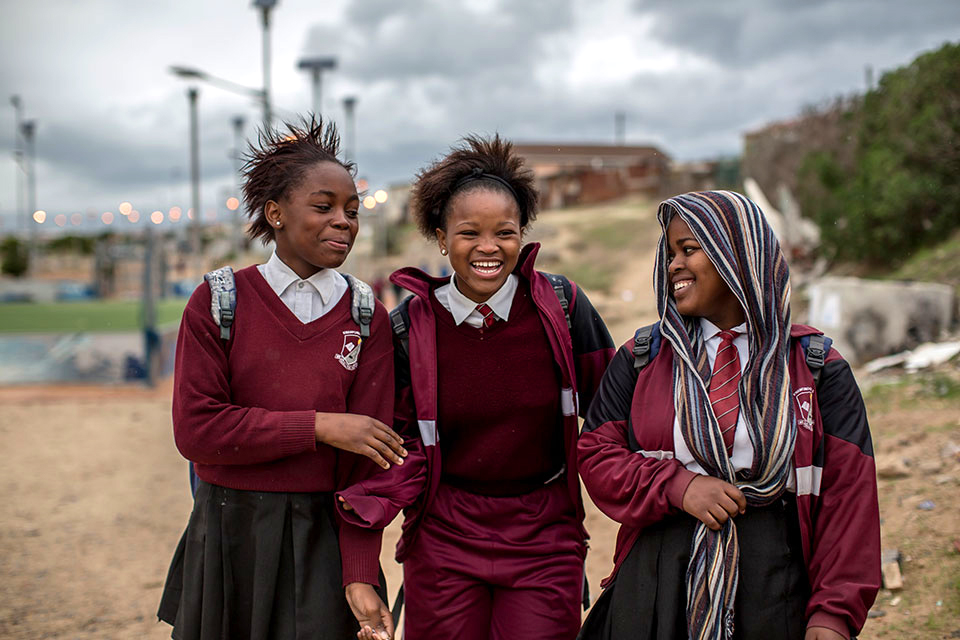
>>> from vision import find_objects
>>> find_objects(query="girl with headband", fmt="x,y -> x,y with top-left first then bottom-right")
577,191 -> 880,640
337,135 -> 615,639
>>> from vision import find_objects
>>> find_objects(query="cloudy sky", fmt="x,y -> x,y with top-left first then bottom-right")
1,0 -> 958,232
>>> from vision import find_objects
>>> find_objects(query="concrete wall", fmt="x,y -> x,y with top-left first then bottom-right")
807,277 -> 956,364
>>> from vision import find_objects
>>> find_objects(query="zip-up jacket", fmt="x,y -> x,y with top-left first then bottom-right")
578,323 -> 880,639
338,242 -> 615,561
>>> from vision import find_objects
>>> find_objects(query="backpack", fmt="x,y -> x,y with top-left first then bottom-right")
188,266 -> 377,495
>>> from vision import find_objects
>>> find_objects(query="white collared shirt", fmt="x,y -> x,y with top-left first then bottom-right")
257,251 -> 348,324
434,273 -> 519,328
672,318 -> 796,491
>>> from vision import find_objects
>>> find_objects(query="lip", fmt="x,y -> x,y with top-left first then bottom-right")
323,238 -> 351,251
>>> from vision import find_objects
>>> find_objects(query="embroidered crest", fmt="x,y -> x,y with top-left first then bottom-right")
793,386 -> 815,431
335,330 -> 362,371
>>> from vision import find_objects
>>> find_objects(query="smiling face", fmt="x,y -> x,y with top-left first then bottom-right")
266,161 -> 359,279
435,187 -> 522,303
666,215 -> 745,329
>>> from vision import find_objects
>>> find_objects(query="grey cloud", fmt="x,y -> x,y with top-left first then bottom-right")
634,0 -> 960,69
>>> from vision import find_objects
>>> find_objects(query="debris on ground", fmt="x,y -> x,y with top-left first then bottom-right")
881,549 -> 904,590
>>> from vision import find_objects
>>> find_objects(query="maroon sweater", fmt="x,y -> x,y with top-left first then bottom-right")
172,265 -> 393,586
432,283 -> 565,496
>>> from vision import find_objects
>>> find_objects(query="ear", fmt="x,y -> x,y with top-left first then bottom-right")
435,228 -> 447,254
264,200 -> 282,228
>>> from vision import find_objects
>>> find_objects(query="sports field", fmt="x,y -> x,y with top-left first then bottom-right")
0,299 -> 187,333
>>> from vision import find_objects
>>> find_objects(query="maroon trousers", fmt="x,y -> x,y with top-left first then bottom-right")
402,480 -> 585,640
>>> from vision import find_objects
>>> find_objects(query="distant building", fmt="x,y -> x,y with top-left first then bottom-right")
512,143 -> 672,209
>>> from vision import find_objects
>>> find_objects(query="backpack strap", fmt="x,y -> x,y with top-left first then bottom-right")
204,266 -> 236,340
343,274 -> 375,339
801,333 -> 832,386
543,273 -> 572,329
389,296 -> 412,362
632,322 -> 660,369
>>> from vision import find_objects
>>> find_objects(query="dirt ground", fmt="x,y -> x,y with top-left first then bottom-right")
1,367 -> 958,639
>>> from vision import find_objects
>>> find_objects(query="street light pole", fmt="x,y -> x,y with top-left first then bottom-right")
21,120 -> 37,272
10,95 -> 24,234
253,0 -> 278,131
232,115 -> 246,256
342,96 -> 357,163
187,87 -> 202,271
297,56 -> 337,116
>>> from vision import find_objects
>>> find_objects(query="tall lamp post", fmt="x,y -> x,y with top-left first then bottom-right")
21,120 -> 38,271
10,96 -> 24,234
342,96 -> 357,163
252,0 -> 278,130
187,88 -> 202,268
231,115 -> 246,255
297,56 -> 337,117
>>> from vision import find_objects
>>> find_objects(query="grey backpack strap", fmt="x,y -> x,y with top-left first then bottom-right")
343,274 -> 375,339
204,266 -> 236,340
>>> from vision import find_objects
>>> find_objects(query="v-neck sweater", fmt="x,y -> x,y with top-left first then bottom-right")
172,265 -> 394,585
430,282 -> 565,496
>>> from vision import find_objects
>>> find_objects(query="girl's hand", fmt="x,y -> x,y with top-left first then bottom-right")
338,495 -> 354,511
345,582 -> 394,640
315,413 -> 407,469
805,627 -> 846,640
681,475 -> 746,531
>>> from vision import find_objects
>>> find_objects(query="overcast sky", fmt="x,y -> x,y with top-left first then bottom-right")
1,0 -> 958,232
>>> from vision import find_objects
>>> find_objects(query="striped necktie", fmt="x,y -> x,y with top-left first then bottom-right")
709,329 -> 741,455
475,303 -> 496,328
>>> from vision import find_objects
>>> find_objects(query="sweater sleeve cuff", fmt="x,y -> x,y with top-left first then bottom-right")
665,466 -> 699,509
278,411 -> 317,457
339,523 -> 383,587
336,485 -> 387,529
807,611 -> 850,639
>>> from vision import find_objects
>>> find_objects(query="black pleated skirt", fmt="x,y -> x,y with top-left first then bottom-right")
157,480 -> 386,640
579,496 -> 808,640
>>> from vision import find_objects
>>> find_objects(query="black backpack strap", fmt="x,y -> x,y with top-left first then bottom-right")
343,274 -> 375,339
204,266 -> 236,340
543,273 -> 572,329
633,323 -> 656,369
805,334 -> 827,386
389,296 -> 412,363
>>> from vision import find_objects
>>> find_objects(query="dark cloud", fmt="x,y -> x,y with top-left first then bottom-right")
633,0 -> 960,69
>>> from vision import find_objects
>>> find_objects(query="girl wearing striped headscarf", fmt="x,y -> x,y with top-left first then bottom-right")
577,191 -> 880,640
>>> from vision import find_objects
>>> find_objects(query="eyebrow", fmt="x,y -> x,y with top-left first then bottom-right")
310,190 -> 359,202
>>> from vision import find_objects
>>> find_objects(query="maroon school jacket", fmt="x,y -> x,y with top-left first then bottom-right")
337,243 -> 615,560
578,324 -> 881,639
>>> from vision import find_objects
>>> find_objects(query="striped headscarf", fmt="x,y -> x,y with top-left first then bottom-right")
654,191 -> 795,640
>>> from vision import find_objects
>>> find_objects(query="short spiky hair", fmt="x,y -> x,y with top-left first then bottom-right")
410,134 -> 538,238
242,115 -> 356,245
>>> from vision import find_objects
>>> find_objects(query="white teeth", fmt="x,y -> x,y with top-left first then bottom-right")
674,281 -> 692,291
472,261 -> 501,269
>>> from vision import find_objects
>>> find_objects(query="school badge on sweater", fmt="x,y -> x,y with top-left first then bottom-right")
336,330 -> 362,371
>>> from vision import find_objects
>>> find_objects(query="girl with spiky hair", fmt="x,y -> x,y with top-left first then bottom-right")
335,135 -> 615,639
157,117 -> 405,640
577,191 -> 880,640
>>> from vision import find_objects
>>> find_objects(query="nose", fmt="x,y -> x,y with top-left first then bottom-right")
477,234 -> 497,253
668,253 -> 683,274
330,208 -> 350,229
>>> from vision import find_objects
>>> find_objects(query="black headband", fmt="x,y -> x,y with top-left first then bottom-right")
451,167 -> 521,205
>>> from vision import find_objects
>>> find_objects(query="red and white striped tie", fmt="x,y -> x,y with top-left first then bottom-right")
709,329 -> 741,455
475,303 -> 496,328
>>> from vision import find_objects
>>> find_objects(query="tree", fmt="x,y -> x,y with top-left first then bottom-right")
797,42 -> 960,263
1,236 -> 29,277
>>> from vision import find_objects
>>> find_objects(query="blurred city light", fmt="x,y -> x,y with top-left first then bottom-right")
32,210 -> 46,224
128,210 -> 140,223
70,213 -> 82,226
101,212 -> 114,224
151,210 -> 164,224
374,189 -> 388,203
54,214 -> 66,227
362,195 -> 376,209
356,178 -> 369,191
169,206 -> 182,221
118,201 -> 132,216
226,197 -> 240,211
187,208 -> 195,220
